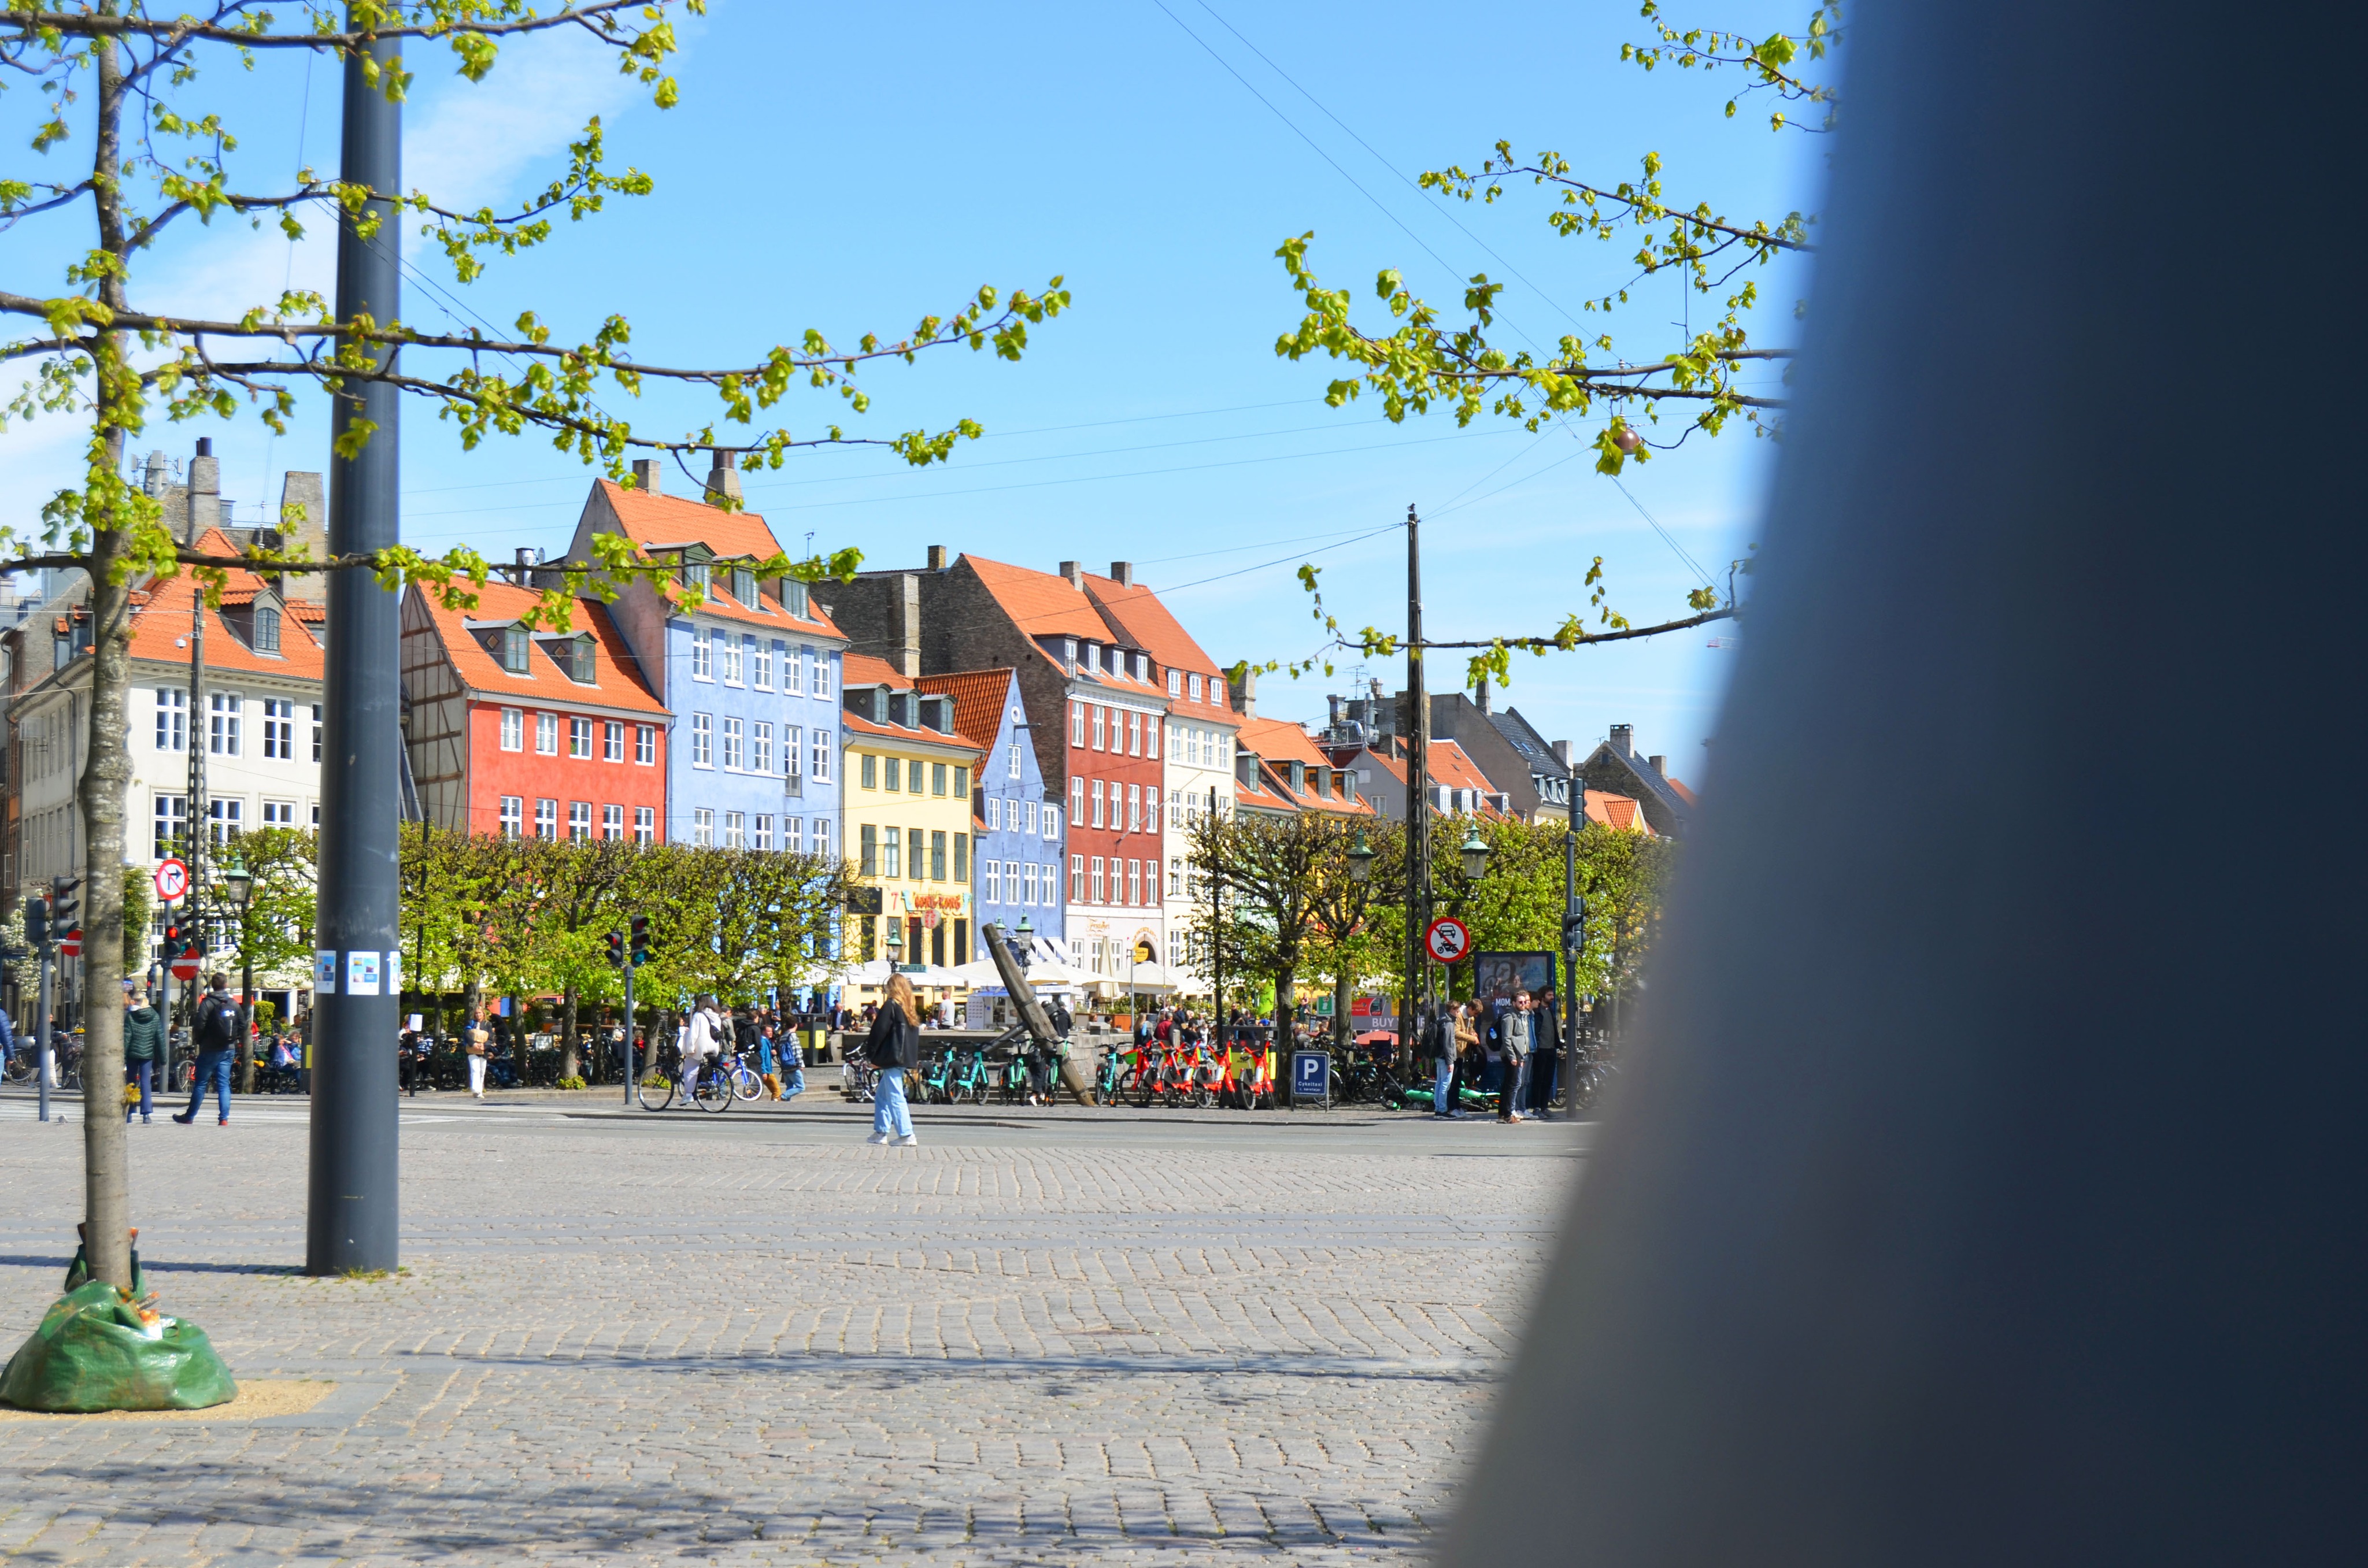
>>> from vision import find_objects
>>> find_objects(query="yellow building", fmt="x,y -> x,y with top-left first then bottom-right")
841,655 -> 981,989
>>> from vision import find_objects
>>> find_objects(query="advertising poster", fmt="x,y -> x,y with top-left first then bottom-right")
1472,951 -> 1557,1009
313,950 -> 338,995
346,950 -> 382,997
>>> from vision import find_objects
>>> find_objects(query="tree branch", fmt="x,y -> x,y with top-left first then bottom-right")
1405,606 -> 1736,651
0,3 -> 652,51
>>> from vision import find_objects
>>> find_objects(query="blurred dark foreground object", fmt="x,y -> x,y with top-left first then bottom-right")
1441,2 -> 2366,1564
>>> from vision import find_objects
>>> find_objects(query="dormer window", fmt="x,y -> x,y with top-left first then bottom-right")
1083,642 -> 1100,674
501,626 -> 531,674
254,606 -> 281,654
1166,668 -> 1181,698
780,578 -> 810,618
1134,652 -> 1149,683
1188,672 -> 1203,703
680,559 -> 711,600
732,567 -> 757,607
549,634 -> 595,684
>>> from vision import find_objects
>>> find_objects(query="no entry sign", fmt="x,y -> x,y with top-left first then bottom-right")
170,952 -> 201,982
154,857 -> 189,902
58,929 -> 83,960
1423,916 -> 1472,965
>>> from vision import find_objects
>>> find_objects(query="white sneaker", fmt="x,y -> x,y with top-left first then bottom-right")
864,1131 -> 891,1145
893,1133 -> 919,1147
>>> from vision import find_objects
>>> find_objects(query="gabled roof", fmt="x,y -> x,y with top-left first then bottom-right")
407,579 -> 665,716
125,529 -> 325,680
841,654 -> 981,757
585,479 -> 843,639
1585,789 -> 1653,834
842,652 -> 914,692
842,710 -> 981,758
916,668 -> 1018,753
1427,739 -> 1502,800
1082,573 -> 1237,722
1232,717 -> 1374,815
1237,716 -> 1329,769
1666,776 -> 1697,806
1489,706 -> 1566,773
961,555 -> 1111,642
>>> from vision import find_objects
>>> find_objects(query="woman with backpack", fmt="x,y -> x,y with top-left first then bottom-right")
863,973 -> 923,1146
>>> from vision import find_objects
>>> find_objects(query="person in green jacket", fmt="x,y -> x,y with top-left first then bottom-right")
121,981 -> 163,1124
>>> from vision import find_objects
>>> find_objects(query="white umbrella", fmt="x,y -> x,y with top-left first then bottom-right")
943,958 -> 1006,988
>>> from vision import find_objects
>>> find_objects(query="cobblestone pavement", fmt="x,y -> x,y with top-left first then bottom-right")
0,1095 -> 1581,1565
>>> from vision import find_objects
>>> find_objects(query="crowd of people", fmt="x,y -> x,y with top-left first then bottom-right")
1415,985 -> 1568,1123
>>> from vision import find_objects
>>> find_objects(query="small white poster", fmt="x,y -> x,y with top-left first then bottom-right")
314,950 -> 338,995
346,950 -> 382,996
386,949 -> 402,993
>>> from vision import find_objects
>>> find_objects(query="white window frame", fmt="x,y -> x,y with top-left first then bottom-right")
692,807 -> 714,846
209,692 -> 240,757
691,713 -> 713,768
785,815 -> 804,854
812,651 -> 832,701
602,803 -> 624,840
154,688 -> 186,751
634,805 -> 655,844
499,796 -> 523,837
754,814 -> 773,852
1071,702 -> 1084,747
535,711 -> 558,755
984,861 -> 1001,903
752,720 -> 773,775
722,715 -> 744,771
721,632 -> 744,687
534,798 -> 558,840
812,817 -> 831,858
690,627 -> 713,681
723,810 -> 745,849
500,707 -> 523,752
985,796 -> 1000,832
810,728 -> 832,784
753,640 -> 774,691
783,642 -> 804,696
636,724 -> 656,765
604,721 -> 624,763
568,800 -> 592,841
569,716 -> 593,759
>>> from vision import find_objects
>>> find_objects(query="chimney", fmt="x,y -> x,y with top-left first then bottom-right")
1227,665 -> 1257,718
1475,677 -> 1492,714
1110,561 -> 1134,587
630,458 -> 662,494
1648,754 -> 1666,776
926,544 -> 948,570
187,437 -> 221,537
891,572 -> 921,679
276,472 -> 328,603
1327,693 -> 1344,732
1550,739 -> 1572,767
703,449 -> 743,506
1058,560 -> 1083,590
1609,723 -> 1634,758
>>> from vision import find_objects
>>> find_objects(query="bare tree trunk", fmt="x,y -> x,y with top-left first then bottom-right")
1333,972 -> 1352,1051
561,984 -> 579,1079
76,13 -> 137,1293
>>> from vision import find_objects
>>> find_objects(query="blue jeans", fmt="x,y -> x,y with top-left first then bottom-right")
783,1062 -> 805,1100
873,1066 -> 912,1137
125,1059 -> 153,1121
184,1048 -> 232,1121
1433,1057 -> 1453,1113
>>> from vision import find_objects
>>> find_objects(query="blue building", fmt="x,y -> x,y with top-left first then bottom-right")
563,460 -> 845,857
919,668 -> 1065,961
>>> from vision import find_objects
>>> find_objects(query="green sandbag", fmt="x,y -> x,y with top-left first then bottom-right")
0,1281 -> 237,1413
62,1244 -> 145,1298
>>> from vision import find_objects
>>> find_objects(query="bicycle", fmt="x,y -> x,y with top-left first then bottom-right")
636,1047 -> 736,1113
841,1051 -> 878,1103
717,1050 -> 762,1103
944,1046 -> 991,1104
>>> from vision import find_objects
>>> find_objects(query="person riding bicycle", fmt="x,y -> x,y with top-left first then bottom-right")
680,995 -> 724,1102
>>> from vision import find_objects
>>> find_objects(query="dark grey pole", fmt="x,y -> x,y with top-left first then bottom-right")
621,951 -> 634,1107
1403,505 -> 1429,1063
35,943 -> 51,1125
307,18 -> 402,1277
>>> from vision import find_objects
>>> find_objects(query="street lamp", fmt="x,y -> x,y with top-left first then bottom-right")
1014,913 -> 1034,969
220,851 -> 256,1092
220,856 -> 253,911
1346,826 -> 1374,884
1459,824 -> 1491,883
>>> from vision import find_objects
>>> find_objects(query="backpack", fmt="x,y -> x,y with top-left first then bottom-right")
194,994 -> 236,1050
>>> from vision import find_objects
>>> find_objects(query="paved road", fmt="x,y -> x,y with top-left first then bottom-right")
0,1089 -> 1582,1565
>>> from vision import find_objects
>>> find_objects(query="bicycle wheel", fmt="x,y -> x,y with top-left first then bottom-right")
635,1071 -> 676,1112
730,1066 -> 761,1102
691,1070 -> 735,1113
1131,1061 -> 1156,1109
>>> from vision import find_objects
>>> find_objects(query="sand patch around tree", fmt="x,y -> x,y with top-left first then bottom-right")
0,1379 -> 334,1422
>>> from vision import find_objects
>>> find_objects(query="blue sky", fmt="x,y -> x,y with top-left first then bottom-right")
5,1 -> 1829,790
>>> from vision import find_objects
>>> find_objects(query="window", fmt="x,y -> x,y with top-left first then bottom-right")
1007,739 -> 1022,780
722,716 -> 743,770
569,801 -> 591,841
1170,931 -> 1185,968
535,798 -> 558,840
691,713 -> 713,768
569,717 -> 593,759
1167,668 -> 1182,698
1090,857 -> 1105,903
252,698 -> 290,759
1145,717 -> 1158,760
602,803 -> 624,840
985,861 -> 1001,903
1128,711 -> 1142,757
732,567 -> 758,608
1071,855 -> 1084,902
558,636 -> 595,683
206,798 -> 243,846
1189,672 -> 1204,703
752,721 -> 773,775
1092,780 -> 1105,829
954,832 -> 968,883
1093,706 -> 1106,750
985,796 -> 1000,832
1020,862 -> 1037,906
785,816 -> 804,853
636,725 -> 656,765
693,807 -> 713,847
754,814 -> 772,851
861,823 -> 879,874
501,625 -> 530,674
911,826 -> 928,880
723,811 -> 745,849
313,705 -> 324,762
1128,783 -> 1141,833
811,651 -> 831,701
153,794 -> 186,859
753,640 -> 774,691
953,766 -> 968,796
1070,778 -> 1086,828
535,711 -> 558,755
930,830 -> 948,882
499,796 -> 523,837
604,722 -> 624,763
883,826 -> 901,878
209,692 -> 240,755
1046,805 -> 1061,840
812,818 -> 830,857
783,642 -> 804,696
1170,789 -> 1182,829
861,753 -> 878,790
1071,702 -> 1085,747
1128,859 -> 1142,905
1169,857 -> 1183,897
721,632 -> 743,686
634,805 -> 654,844
262,800 -> 297,828
501,708 -> 523,752
931,761 -> 948,797
885,756 -> 902,792
690,628 -> 713,680
782,579 -> 810,618
154,688 -> 185,751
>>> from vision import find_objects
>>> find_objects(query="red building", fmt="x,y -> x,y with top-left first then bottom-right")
401,580 -> 669,841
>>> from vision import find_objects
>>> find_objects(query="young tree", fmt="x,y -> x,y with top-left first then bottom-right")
515,835 -> 634,1078
221,824 -> 317,1089
1187,809 -> 1372,1052
1303,821 -> 1401,1049
0,3 -> 1065,1291
1266,3 -> 1833,685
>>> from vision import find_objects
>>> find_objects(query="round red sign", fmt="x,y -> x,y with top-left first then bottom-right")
1423,916 -> 1472,965
170,954 -> 202,982
58,929 -> 82,959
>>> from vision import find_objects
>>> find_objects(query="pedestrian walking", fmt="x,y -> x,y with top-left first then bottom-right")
171,974 -> 238,1125
1494,991 -> 1536,1124
121,981 -> 161,1124
1531,984 -> 1563,1120
1427,999 -> 1457,1119
863,973 -> 923,1146
753,1009 -> 782,1101
466,1004 -> 491,1100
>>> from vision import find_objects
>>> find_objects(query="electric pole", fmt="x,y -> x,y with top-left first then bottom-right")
1403,505 -> 1430,1064
308,16 -> 402,1276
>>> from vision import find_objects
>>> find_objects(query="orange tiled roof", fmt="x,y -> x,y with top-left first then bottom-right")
961,555 -> 1112,642
408,579 -> 665,716
1666,776 -> 1696,806
1585,789 -> 1653,834
125,529 -> 324,680
1237,716 -> 1329,769
842,652 -> 915,692
590,479 -> 844,639
1082,573 -> 1236,721
842,710 -> 980,756
917,668 -> 1017,753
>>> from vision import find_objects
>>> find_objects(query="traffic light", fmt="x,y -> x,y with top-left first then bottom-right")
23,896 -> 49,952
605,930 -> 625,968
48,877 -> 78,944
162,923 -> 182,962
628,913 -> 650,966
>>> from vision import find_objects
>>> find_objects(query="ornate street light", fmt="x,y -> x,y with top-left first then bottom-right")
1459,824 -> 1492,883
884,920 -> 904,966
220,854 -> 253,911
1346,826 -> 1375,884
1015,913 -> 1034,969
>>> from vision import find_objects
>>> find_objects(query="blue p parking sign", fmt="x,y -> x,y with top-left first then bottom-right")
1292,1050 -> 1331,1108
